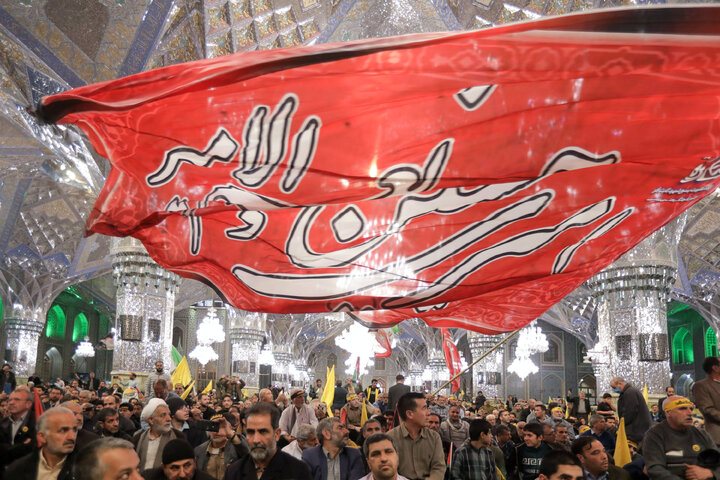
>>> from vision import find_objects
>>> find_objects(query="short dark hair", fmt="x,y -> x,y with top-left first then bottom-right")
539,450 -> 582,477
222,394 -> 232,401
397,392 -> 424,421
74,438 -> 135,480
96,407 -> 118,424
361,419 -> 382,436
363,432 -> 397,458
665,386 -> 674,393
703,357 -> 720,375
245,402 -> 280,430
428,413 -> 441,423
494,424 -> 510,436
49,385 -> 63,393
371,379 -> 377,383
535,404 -> 547,412
395,374 -> 404,381
469,419 -> 492,441
524,422 -> 544,438
571,436 -> 597,457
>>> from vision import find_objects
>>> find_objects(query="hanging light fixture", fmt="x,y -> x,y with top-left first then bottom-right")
190,304 -> 225,366
258,343 -> 276,366
508,321 -> 549,380
75,337 -> 95,358
335,323 -> 378,375
189,344 -> 218,366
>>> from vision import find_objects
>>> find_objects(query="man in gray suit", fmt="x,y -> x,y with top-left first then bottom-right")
387,375 -> 411,413
692,356 -> 720,446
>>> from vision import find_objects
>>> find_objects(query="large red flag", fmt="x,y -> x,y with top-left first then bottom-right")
33,388 -> 44,420
39,7 -> 720,332
441,328 -> 463,392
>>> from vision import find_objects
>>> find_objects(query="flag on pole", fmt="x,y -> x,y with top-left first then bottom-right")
642,384 -> 649,407
441,328 -> 462,392
321,365 -> 335,417
171,356 -> 192,387
352,357 -> 360,382
171,345 -> 183,369
181,380 -> 195,400
340,407 -> 348,425
447,441 -> 454,467
565,401 -> 570,419
38,6 -> 720,335
361,400 -> 369,426
614,418 -> 633,467
33,388 -> 44,420
201,380 -> 213,395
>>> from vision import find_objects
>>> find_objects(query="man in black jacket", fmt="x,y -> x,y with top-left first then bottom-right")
609,377 -> 652,445
141,438 -> 214,480
224,402 -> 311,480
387,375 -> 410,413
5,406 -> 78,480
0,387 -> 35,469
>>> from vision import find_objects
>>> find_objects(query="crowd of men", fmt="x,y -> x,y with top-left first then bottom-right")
1,356 -> 720,480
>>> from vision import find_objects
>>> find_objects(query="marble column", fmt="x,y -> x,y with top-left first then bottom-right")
111,238 -> 180,379
587,216 -> 686,394
467,331 -> 504,398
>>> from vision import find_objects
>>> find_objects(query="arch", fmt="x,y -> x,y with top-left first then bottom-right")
705,328 -> 718,358
676,373 -> 695,397
172,326 -> 184,349
72,313 -> 89,342
98,314 -> 110,338
45,346 -> 63,380
543,335 -> 562,364
71,353 -> 88,373
672,328 -> 693,365
327,352 -> 337,371
542,373 -> 564,400
578,374 -> 597,401
45,305 -> 66,338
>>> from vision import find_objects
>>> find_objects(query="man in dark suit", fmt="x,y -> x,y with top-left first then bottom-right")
332,381 -> 348,413
387,374 -> 411,413
0,387 -> 36,469
86,372 -> 101,391
303,417 -> 364,480
569,391 -> 591,423
5,406 -> 77,480
656,386 -> 674,423
692,356 -> 720,446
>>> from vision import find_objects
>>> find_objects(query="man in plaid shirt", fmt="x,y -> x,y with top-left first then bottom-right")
451,419 -> 498,480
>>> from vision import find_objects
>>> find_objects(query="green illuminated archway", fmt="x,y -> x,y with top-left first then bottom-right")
672,327 -> 694,365
705,327 -> 718,358
72,313 -> 89,342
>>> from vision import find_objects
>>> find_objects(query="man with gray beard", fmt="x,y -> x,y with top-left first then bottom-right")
132,398 -> 184,471
224,402 -> 311,480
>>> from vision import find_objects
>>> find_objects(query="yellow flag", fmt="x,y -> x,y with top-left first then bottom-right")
321,365 -> 336,418
361,400 -> 368,426
171,356 -> 192,387
642,384 -> 649,407
565,402 -> 570,419
180,380 -> 195,400
614,418 -> 632,467
548,396 -> 553,405
201,380 -> 213,395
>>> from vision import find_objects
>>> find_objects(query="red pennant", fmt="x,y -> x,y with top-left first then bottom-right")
33,388 -> 44,422
441,328 -> 463,392
374,330 -> 392,358
39,7 -> 720,332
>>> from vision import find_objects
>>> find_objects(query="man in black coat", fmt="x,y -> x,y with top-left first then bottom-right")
0,388 -> 35,469
5,406 -> 77,480
332,381 -> 349,413
141,438 -> 214,480
387,374 -> 411,413
656,386 -> 674,423
224,402 -> 311,480
1,364 -> 16,394
609,377 -> 652,444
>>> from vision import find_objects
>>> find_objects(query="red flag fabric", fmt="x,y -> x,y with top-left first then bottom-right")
340,407 -> 347,426
33,388 -> 44,420
442,328 -> 463,392
40,7 -> 720,332
374,330 -> 392,358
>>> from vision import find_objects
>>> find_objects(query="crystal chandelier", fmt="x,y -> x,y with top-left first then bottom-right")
196,307 -> 225,344
335,323 -> 377,375
190,305 -> 225,366
189,344 -> 218,366
258,343 -> 276,366
75,337 -> 95,358
508,321 -> 549,380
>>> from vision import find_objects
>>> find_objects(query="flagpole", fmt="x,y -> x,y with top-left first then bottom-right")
432,329 -> 520,396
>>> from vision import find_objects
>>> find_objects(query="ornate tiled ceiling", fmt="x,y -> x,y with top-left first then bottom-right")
0,0 -> 718,332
